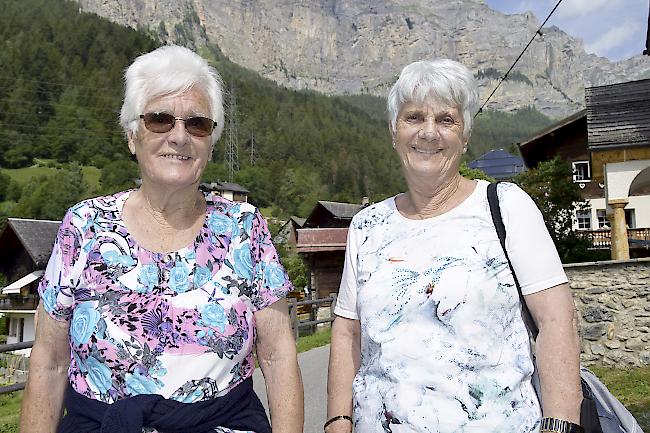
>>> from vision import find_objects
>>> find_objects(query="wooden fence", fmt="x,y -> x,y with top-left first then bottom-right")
287,294 -> 337,340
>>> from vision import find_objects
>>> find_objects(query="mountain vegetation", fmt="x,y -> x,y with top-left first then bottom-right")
0,0 -> 554,221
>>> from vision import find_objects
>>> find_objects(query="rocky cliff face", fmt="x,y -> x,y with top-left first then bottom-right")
77,0 -> 650,118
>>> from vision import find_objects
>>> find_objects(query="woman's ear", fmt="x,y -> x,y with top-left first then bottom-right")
127,131 -> 137,156
388,121 -> 396,141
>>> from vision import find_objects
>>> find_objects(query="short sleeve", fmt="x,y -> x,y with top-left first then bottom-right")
334,220 -> 360,320
499,183 -> 568,295
249,208 -> 292,311
37,209 -> 83,321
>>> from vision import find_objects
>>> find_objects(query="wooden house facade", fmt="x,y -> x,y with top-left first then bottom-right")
0,218 -> 60,352
199,181 -> 249,202
519,78 -> 650,259
296,201 -> 365,299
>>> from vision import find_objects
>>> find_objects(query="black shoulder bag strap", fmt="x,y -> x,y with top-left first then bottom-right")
486,181 -> 539,338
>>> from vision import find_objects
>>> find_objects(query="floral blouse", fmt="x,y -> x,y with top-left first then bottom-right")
38,190 -> 291,414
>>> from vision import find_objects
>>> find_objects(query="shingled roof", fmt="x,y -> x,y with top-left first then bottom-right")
2,218 -> 61,267
586,78 -> 650,150
468,149 -> 526,180
316,201 -> 364,219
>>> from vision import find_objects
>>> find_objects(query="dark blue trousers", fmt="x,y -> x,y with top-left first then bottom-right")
57,377 -> 271,433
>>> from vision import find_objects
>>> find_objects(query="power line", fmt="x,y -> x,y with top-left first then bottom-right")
475,0 -> 565,117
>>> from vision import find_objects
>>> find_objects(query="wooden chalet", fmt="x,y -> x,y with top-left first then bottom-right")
273,216 -> 306,249
296,201 -> 366,299
0,218 -> 60,351
519,78 -> 650,259
199,181 -> 249,202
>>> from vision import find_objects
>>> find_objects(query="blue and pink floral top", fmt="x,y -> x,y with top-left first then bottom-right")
38,190 -> 291,409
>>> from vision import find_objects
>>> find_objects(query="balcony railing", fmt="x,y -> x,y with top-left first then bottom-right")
0,296 -> 38,311
585,228 -> 650,249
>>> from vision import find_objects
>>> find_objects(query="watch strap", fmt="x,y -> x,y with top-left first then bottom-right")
540,417 -> 585,433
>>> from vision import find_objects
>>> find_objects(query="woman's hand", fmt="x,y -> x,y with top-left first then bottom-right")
255,298 -> 304,433
525,283 -> 582,424
19,302 -> 71,433
326,316 -> 360,433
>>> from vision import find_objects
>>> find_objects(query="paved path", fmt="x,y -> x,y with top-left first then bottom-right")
253,344 -> 330,433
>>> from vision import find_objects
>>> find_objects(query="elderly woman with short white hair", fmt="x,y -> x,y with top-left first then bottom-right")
326,59 -> 584,433
20,45 -> 303,433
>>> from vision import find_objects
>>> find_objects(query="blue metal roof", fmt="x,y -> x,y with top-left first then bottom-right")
468,149 -> 526,180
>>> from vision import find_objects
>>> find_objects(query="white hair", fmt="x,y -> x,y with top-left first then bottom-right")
387,59 -> 479,139
119,45 -> 225,144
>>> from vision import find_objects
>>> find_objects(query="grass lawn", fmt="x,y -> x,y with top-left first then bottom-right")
591,365 -> 650,431
297,328 -> 331,353
0,391 -> 21,433
1,164 -> 101,196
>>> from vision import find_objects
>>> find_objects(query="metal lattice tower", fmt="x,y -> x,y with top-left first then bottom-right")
224,86 -> 239,181
250,132 -> 256,166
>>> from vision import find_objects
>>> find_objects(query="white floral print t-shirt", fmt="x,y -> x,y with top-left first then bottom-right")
335,180 -> 568,433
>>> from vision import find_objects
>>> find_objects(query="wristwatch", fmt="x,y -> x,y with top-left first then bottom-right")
540,417 -> 585,433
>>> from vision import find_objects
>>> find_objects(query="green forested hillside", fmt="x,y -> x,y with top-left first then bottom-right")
0,0 -> 554,219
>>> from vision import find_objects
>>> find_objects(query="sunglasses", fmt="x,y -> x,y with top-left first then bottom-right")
139,112 -> 216,137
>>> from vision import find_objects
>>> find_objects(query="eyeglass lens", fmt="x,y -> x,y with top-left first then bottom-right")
140,113 -> 215,137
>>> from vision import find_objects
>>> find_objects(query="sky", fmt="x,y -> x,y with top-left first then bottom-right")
483,0 -> 649,62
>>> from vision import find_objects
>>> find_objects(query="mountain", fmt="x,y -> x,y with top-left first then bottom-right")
76,0 -> 650,118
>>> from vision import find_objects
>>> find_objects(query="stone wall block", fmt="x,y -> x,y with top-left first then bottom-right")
635,318 -> 650,328
640,351 -> 650,365
622,299 -> 637,308
603,350 -> 638,366
581,305 -> 615,323
569,280 -> 589,290
578,295 -> 595,304
626,273 -> 650,285
585,287 -> 606,295
581,353 -> 600,363
585,287 -> 607,295
625,338 -> 649,351
590,343 -> 605,355
581,323 -> 606,341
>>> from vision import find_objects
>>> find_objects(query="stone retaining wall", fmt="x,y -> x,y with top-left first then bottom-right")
566,257 -> 650,367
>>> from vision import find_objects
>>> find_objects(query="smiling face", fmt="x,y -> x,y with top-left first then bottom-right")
392,97 -> 468,188
128,88 -> 212,193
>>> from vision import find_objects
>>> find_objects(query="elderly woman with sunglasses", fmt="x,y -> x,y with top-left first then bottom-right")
326,59 -> 583,433
20,45 -> 303,433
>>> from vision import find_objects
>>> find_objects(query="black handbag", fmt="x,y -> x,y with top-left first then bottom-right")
487,182 -> 643,433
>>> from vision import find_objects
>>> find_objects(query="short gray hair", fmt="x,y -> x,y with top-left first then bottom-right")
119,45 -> 225,144
387,59 -> 479,139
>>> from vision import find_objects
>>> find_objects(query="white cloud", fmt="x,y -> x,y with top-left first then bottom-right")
555,0 -> 626,19
585,21 -> 643,56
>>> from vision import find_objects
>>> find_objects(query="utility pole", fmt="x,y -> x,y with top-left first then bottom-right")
250,132 -> 256,166
224,86 -> 239,182
643,2 -> 650,56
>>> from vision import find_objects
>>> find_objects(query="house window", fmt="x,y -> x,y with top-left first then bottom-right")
576,209 -> 591,230
572,161 -> 591,182
18,318 -> 24,343
596,210 -> 609,228
625,209 -> 636,229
